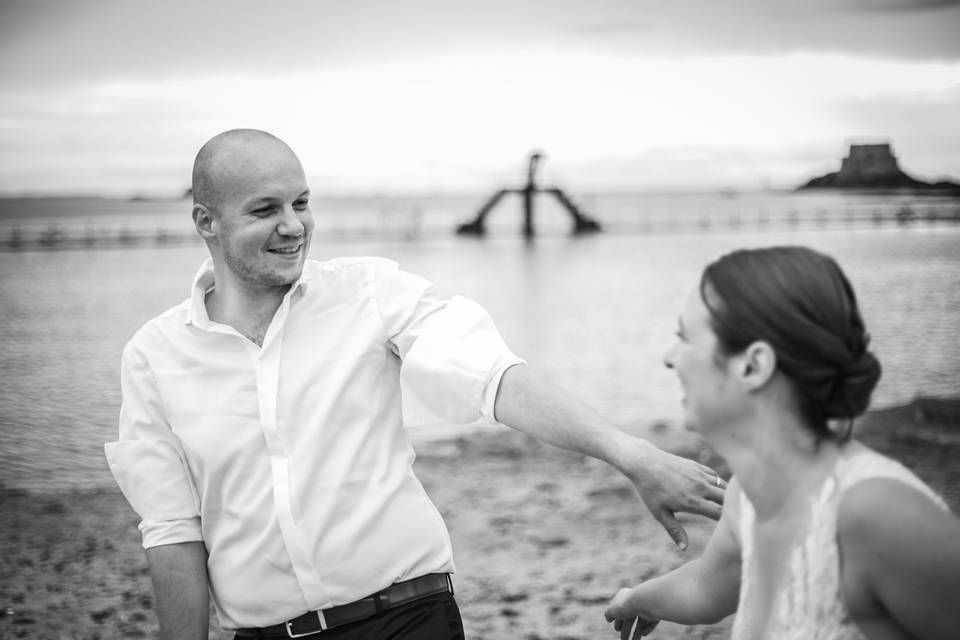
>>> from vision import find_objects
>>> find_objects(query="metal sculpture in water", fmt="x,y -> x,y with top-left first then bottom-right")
456,151 -> 602,238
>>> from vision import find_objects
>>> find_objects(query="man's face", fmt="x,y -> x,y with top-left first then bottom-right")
210,141 -> 314,289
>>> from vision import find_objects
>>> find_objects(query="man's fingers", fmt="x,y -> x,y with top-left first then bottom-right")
696,464 -> 727,489
688,498 -> 723,521
708,469 -> 728,491
657,509 -> 688,550
704,484 -> 725,505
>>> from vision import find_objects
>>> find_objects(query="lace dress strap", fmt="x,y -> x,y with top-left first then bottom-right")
730,485 -> 756,640
834,447 -> 948,512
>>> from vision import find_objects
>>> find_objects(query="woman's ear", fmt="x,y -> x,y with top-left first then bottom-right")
739,340 -> 777,391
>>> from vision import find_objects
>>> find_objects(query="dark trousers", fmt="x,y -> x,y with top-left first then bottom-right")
233,593 -> 465,640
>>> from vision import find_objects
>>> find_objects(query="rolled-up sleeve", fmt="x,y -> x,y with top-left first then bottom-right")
104,343 -> 202,548
372,260 -> 524,425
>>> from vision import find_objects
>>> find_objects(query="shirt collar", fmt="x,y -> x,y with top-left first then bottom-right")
184,257 -> 316,327
293,260 -> 316,295
185,258 -> 215,328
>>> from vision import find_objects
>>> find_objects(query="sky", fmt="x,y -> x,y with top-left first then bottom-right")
1,0 -> 959,196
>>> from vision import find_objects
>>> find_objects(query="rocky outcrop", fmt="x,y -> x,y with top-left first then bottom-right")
799,143 -> 960,192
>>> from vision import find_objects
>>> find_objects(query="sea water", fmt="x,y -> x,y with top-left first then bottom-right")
0,193 -> 958,491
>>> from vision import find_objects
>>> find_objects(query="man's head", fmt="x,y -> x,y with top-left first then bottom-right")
192,129 -> 314,291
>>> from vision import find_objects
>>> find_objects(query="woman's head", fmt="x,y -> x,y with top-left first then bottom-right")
697,246 -> 881,439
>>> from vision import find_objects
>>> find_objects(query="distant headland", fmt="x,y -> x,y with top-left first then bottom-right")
798,143 -> 960,193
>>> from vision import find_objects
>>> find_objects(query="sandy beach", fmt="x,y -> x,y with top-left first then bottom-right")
2,396 -> 958,640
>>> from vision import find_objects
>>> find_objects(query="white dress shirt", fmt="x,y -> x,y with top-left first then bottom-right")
105,257 -> 523,629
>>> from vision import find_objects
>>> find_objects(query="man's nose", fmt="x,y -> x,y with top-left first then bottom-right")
277,205 -> 306,236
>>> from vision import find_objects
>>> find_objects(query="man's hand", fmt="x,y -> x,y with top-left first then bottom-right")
605,588 -> 660,639
493,364 -> 726,548
616,437 -> 726,550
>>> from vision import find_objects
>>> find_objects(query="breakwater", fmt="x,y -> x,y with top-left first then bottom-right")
3,198 -> 960,250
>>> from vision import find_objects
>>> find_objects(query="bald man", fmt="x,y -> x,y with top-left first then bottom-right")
105,129 -> 725,640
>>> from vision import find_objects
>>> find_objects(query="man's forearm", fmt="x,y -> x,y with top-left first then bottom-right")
493,363 -> 725,549
492,363 -> 647,470
146,541 -> 210,640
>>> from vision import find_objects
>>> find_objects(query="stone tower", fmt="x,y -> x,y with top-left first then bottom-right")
798,141 -> 942,190
835,143 -> 902,186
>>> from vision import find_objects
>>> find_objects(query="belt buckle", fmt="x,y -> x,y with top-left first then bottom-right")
285,610 -> 327,637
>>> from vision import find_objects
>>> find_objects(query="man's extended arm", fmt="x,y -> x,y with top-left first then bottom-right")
374,266 -> 725,545
146,542 -> 210,640
494,363 -> 725,549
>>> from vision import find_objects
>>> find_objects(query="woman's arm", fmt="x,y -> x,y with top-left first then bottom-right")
838,478 -> 960,640
604,478 -> 743,632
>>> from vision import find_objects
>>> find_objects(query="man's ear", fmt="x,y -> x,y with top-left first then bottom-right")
738,341 -> 777,391
192,204 -> 216,242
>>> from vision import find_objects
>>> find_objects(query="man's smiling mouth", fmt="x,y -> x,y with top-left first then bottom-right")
269,244 -> 302,255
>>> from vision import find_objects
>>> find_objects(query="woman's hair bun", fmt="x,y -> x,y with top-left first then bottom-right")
824,348 -> 882,420
702,246 -> 883,439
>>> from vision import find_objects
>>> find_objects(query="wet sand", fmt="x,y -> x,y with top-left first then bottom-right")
2,396 -> 958,639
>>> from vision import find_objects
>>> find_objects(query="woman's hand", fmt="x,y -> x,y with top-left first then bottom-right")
605,587 -> 661,639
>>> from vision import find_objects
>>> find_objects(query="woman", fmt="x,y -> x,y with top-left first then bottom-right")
605,246 -> 960,640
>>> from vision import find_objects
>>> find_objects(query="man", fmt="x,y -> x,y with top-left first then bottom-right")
105,129 -> 725,640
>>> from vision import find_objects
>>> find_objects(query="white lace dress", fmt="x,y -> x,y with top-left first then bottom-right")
730,447 -> 948,640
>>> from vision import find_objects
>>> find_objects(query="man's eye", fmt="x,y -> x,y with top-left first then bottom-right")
293,200 -> 309,210
253,205 -> 276,214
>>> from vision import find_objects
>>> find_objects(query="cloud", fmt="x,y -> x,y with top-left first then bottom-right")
1,50 -> 956,195
2,0 -> 959,95
570,3 -> 960,61
0,2 -> 957,194
838,0 -> 960,13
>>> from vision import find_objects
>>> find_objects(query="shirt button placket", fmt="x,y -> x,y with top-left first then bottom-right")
256,307 -> 328,606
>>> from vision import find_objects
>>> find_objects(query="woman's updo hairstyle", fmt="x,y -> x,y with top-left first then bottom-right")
701,246 -> 881,440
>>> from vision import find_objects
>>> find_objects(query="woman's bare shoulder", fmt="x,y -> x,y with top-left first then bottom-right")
837,476 -> 959,580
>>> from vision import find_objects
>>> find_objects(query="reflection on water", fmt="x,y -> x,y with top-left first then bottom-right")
1,225 -> 958,492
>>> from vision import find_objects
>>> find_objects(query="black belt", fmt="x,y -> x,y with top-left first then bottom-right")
235,573 -> 454,638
